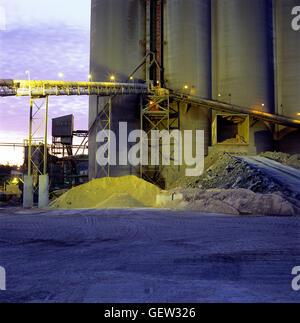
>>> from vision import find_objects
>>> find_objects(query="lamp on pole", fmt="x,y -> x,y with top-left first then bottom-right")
25,70 -> 31,95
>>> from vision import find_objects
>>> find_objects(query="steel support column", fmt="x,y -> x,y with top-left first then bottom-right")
24,95 -> 49,207
140,88 -> 170,187
27,96 -> 49,178
95,96 -> 112,178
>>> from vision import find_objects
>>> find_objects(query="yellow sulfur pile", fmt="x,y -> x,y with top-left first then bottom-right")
96,194 -> 145,209
50,176 -> 160,209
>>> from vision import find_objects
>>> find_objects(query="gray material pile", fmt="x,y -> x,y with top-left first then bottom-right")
261,152 -> 300,170
173,153 -> 299,200
161,188 -> 300,216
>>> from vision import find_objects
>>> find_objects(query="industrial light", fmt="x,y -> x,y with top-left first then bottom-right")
184,85 -> 189,90
218,93 -> 222,97
59,72 -> 64,81
262,103 -> 265,107
88,74 -> 92,81
110,75 -> 116,82
297,113 -> 300,116
25,70 -> 31,93
130,76 -> 134,80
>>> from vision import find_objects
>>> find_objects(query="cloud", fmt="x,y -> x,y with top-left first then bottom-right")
0,1 -> 91,164
0,0 -> 91,31
0,24 -> 89,154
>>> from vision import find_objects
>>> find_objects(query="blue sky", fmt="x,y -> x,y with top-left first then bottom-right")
0,0 -> 91,165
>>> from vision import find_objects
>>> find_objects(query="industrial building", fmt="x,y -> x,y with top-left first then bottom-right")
89,0 -> 300,188
1,0 -> 300,204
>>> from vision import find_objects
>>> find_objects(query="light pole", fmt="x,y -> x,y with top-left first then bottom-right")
25,70 -> 31,95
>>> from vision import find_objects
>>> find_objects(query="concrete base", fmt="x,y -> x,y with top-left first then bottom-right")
38,175 -> 49,208
23,176 -> 34,208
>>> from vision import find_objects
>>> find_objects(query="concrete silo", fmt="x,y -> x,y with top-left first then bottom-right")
163,0 -> 212,160
89,0 -> 146,179
211,0 -> 275,154
164,0 -> 211,98
274,0 -> 300,153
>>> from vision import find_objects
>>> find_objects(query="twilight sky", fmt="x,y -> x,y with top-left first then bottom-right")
0,0 -> 91,165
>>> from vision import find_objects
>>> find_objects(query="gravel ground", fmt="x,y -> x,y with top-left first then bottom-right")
0,207 -> 299,303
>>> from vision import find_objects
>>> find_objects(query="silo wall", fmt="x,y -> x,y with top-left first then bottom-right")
211,0 -> 275,154
274,0 -> 300,153
89,0 -> 146,179
163,0 -> 212,157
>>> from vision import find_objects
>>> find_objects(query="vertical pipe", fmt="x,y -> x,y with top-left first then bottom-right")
28,97 -> 33,176
140,95 -> 143,177
108,96 -> 112,177
43,96 -> 49,175
94,96 -> 99,178
156,0 -> 163,84
146,0 -> 151,83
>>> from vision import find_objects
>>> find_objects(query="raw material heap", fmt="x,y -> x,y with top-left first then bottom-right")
50,176 -> 160,209
172,152 -> 299,200
261,152 -> 300,170
166,152 -> 300,216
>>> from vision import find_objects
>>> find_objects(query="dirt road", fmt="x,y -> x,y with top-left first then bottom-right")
0,207 -> 299,303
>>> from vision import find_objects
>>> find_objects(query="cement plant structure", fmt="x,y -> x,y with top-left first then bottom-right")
89,0 -> 300,187
1,0 -> 300,207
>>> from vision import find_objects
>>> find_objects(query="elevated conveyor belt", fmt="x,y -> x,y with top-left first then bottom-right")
170,91 -> 300,129
1,79 -> 300,129
0,79 -> 149,97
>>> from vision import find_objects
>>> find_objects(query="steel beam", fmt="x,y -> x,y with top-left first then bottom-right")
0,79 -> 149,97
26,95 -> 49,206
94,96 -> 112,178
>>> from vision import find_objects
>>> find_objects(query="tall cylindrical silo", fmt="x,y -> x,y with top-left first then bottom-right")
89,0 -> 146,179
274,0 -> 300,153
274,0 -> 300,119
163,0 -> 212,156
212,0 -> 275,113
164,0 -> 211,98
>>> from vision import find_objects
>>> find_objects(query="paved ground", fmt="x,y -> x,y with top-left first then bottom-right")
0,207 -> 299,303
